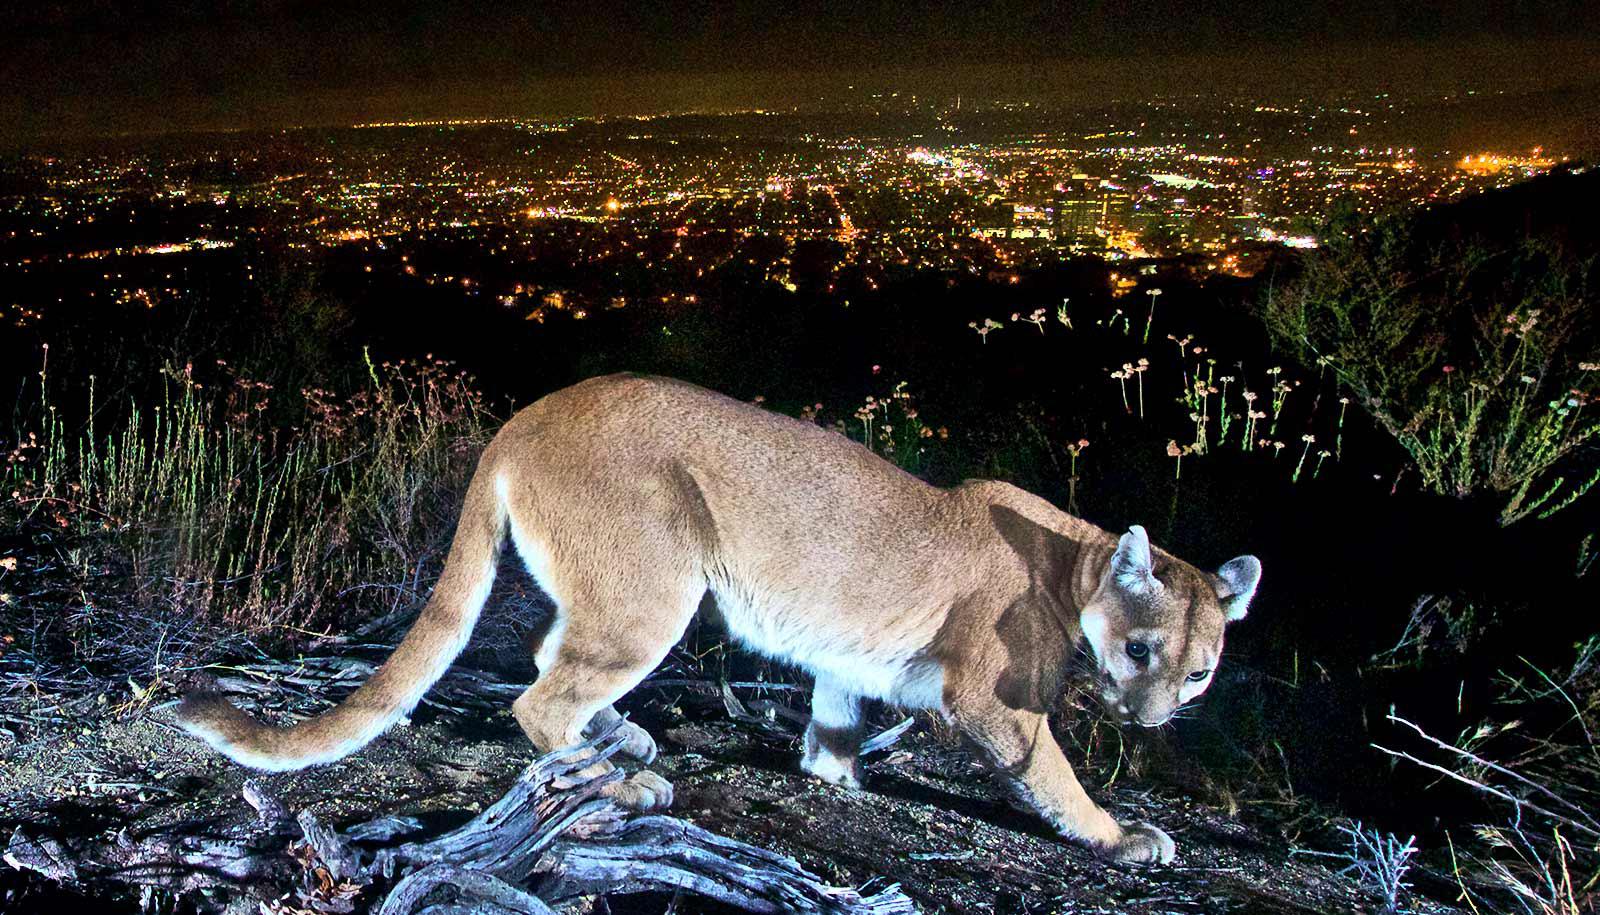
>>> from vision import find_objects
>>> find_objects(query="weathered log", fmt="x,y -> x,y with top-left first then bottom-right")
538,817 -> 918,914
91,819 -> 296,894
369,728 -> 916,914
4,829 -> 80,883
370,728 -> 631,884
4,720 -> 919,914
244,778 -> 294,829
300,809 -> 364,882
379,864 -> 557,915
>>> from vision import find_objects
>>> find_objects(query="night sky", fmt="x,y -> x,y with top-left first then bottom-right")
4,1 -> 1599,142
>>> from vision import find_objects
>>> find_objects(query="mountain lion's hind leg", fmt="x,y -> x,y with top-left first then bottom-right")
510,577 -> 699,811
513,663 -> 674,809
801,674 -> 865,788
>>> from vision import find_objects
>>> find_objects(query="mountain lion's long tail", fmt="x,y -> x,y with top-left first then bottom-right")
175,461 -> 507,771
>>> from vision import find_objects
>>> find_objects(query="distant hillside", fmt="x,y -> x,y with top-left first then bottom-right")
1411,163 -> 1600,250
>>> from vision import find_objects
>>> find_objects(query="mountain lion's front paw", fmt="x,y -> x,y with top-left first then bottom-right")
602,770 -> 674,811
1108,822 -> 1176,864
800,745 -> 862,789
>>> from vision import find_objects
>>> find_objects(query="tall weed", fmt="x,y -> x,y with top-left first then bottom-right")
4,350 -> 492,638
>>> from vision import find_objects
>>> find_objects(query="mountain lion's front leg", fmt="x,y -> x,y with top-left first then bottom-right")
801,674 -> 865,788
952,698 -> 1175,864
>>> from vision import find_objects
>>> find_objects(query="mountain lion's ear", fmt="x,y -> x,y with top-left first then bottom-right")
1215,556 -> 1262,621
1111,525 -> 1158,593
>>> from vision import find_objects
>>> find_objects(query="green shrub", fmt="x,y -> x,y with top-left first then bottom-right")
1266,226 -> 1600,525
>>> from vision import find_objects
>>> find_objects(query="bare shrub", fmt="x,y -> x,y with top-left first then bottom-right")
1298,821 -> 1418,913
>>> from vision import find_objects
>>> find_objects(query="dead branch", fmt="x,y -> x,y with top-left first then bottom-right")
1373,715 -> 1600,841
1386,714 -> 1600,834
4,830 -> 80,883
538,816 -> 917,914
379,864 -> 556,915
861,717 -> 917,755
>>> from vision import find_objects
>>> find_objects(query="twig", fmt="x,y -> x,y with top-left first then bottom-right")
1384,715 -> 1600,835
1371,741 -> 1599,841
862,717 -> 917,755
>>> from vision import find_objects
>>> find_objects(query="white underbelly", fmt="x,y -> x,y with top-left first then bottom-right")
711,584 -> 945,709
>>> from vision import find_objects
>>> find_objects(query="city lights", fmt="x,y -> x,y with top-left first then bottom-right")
0,92 -> 1566,317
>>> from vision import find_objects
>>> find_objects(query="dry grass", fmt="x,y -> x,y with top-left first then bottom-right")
1378,638 -> 1600,914
4,348 -> 494,641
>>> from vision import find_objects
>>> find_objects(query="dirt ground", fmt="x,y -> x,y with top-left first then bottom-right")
0,670 -> 1464,915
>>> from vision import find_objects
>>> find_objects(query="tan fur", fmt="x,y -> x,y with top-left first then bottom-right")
177,373 -> 1260,864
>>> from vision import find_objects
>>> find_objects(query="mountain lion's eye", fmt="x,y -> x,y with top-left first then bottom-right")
1125,641 -> 1150,661
1186,669 -> 1212,682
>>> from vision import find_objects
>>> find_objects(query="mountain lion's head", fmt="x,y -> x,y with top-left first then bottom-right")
1080,525 -> 1260,727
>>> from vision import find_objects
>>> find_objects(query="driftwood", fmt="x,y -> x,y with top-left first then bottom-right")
5,722 -> 918,914
380,865 -> 557,915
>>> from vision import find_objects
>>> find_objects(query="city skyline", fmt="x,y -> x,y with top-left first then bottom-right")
2,89 -> 1578,335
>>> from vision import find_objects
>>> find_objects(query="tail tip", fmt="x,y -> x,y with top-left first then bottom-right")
174,690 -> 257,746
175,689 -> 227,724
172,690 -> 346,772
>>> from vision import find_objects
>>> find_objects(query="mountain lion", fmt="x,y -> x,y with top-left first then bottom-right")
178,373 -> 1260,864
